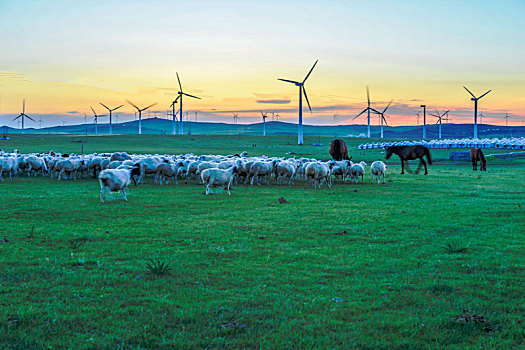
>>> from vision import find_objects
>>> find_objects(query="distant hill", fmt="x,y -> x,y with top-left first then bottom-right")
1,118 -> 524,139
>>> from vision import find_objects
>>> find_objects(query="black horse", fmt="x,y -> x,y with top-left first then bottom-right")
384,145 -> 432,175
470,148 -> 487,171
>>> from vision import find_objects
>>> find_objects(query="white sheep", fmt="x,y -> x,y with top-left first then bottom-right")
370,161 -> 387,184
98,164 -> 142,203
305,162 -> 332,188
349,162 -> 365,184
200,166 -> 237,195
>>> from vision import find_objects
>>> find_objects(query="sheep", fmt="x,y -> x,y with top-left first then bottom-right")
25,156 -> 48,177
328,159 -> 352,183
275,161 -> 299,185
56,158 -> 86,180
370,161 -> 387,184
0,156 -> 19,181
200,166 -> 238,195
99,164 -> 142,203
349,162 -> 365,184
248,160 -> 278,185
305,162 -> 332,188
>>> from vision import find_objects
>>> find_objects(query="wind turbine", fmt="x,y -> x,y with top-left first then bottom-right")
90,106 -> 106,135
372,100 -> 392,139
430,110 -> 449,139
37,118 -> 43,129
13,99 -> 35,134
503,112 -> 511,126
175,72 -> 201,135
353,86 -> 376,138
260,111 -> 268,136
416,112 -> 420,126
478,111 -> 485,125
278,59 -> 318,145
127,100 -> 157,135
100,103 -> 123,135
463,86 -> 491,139
233,113 -> 239,124
274,113 -> 279,121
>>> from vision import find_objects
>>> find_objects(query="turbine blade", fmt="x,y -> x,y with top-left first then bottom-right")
463,86 -> 476,98
26,115 -> 36,122
144,103 -> 158,110
382,116 -> 388,126
370,108 -> 381,115
23,99 -> 25,113
183,93 -> 201,99
176,72 -> 182,91
302,86 -> 312,112
353,109 -> 368,120
114,104 -> 124,111
302,59 -> 318,83
126,100 -> 139,110
478,90 -> 492,99
366,86 -> 370,105
100,102 -> 110,111
442,110 -> 450,117
429,113 -> 439,118
13,115 -> 22,121
382,100 -> 393,114
278,78 -> 298,84
90,106 -> 97,115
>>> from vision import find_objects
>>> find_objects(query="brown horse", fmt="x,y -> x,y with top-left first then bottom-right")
470,148 -> 486,171
384,145 -> 432,175
329,139 -> 352,161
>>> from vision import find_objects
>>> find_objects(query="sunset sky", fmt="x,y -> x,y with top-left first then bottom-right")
1,0 -> 524,128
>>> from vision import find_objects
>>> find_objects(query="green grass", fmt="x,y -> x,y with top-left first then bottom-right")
1,135 -> 524,349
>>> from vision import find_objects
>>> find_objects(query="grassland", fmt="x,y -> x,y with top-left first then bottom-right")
1,135 -> 524,349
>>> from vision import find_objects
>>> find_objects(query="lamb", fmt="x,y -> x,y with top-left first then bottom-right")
200,166 -> 238,195
370,161 -> 387,184
275,161 -> 299,185
99,164 -> 142,203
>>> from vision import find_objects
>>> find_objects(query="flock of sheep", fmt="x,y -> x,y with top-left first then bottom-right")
0,149 -> 387,202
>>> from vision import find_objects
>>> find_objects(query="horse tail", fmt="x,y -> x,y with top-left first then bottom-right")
425,147 -> 433,165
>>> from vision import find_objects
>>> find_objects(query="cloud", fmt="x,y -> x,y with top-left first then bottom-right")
67,111 -> 80,114
256,99 -> 291,104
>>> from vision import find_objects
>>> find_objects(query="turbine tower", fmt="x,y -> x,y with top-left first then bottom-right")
353,86 -> 376,138
416,112 -> 420,126
127,100 -> 157,135
430,110 -> 449,139
90,106 -> 106,135
278,59 -> 318,145
13,99 -> 35,134
260,111 -> 268,136
99,103 -> 123,135
176,72 -> 201,135
169,98 -> 180,135
463,86 -> 491,139
420,105 -> 427,139
372,100 -> 392,139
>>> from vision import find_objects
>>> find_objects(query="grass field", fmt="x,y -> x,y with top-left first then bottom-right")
1,135 -> 524,349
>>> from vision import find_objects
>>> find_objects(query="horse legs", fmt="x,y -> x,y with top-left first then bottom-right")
400,159 -> 404,174
420,158 -> 428,175
472,159 -> 477,171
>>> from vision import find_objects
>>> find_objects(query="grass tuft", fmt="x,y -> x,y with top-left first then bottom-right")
443,240 -> 469,254
146,258 -> 172,276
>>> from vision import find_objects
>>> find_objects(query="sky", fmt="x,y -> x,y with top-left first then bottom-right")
1,0 -> 524,128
